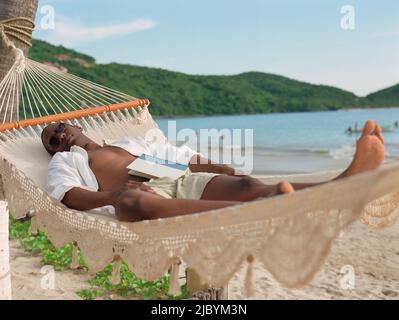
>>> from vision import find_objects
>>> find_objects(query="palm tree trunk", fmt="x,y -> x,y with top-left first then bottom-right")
0,0 -> 39,122
0,1 -> 38,300
0,201 -> 11,299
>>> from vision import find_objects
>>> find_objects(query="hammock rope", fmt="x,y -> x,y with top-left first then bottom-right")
0,57 -> 143,125
0,17 -> 35,48
0,17 -> 137,125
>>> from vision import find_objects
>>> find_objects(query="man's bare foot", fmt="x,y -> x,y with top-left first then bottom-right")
268,181 -> 295,196
340,120 -> 385,178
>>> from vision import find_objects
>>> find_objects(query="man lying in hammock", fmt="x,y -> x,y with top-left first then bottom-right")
41,120 -> 385,222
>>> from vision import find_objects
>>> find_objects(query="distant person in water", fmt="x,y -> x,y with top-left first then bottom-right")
395,121 -> 398,128
41,120 -> 385,222
346,126 -> 353,134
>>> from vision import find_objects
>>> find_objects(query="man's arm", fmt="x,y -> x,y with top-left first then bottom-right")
188,154 -> 236,175
62,187 -> 119,211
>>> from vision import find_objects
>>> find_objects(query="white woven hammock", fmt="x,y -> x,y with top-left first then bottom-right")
0,30 -> 399,297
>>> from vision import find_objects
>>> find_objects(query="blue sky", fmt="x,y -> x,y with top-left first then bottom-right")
33,0 -> 399,96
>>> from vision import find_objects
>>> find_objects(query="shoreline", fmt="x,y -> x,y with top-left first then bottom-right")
153,106 -> 399,120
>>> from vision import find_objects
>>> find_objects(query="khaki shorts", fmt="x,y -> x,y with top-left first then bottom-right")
143,172 -> 220,200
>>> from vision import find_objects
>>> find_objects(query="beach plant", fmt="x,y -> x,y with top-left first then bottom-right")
9,216 -> 83,270
8,215 -> 30,239
76,263 -> 187,300
9,214 -> 187,300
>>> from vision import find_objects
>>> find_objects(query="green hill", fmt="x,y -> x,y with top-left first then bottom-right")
364,84 -> 399,107
28,39 -> 398,116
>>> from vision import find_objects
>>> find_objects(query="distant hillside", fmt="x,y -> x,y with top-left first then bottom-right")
28,39 -> 398,116
364,84 -> 399,107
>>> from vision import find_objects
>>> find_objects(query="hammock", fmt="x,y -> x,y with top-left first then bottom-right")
0,18 -> 399,298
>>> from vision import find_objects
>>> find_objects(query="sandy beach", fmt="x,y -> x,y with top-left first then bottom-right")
9,220 -> 399,300
9,240 -> 91,300
229,221 -> 399,299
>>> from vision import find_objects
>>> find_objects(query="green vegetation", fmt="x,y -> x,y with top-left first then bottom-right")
9,215 -> 187,300
363,84 -> 399,107
77,263 -> 187,300
29,39 -> 398,116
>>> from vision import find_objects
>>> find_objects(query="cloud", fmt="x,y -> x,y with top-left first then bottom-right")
39,16 -> 156,46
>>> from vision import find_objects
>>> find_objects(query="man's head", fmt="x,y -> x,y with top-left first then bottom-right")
41,122 -> 90,155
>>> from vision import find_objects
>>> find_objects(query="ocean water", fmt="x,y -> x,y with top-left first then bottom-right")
155,108 -> 399,175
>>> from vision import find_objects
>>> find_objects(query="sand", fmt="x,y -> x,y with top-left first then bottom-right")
8,220 -> 399,300
229,221 -> 399,299
10,240 -> 91,300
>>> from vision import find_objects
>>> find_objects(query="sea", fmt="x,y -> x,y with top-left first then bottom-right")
155,108 -> 399,175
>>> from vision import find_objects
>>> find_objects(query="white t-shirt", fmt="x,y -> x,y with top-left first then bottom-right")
45,136 -> 199,216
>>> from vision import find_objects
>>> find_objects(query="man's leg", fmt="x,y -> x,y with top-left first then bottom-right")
334,120 -> 385,178
115,120 -> 385,221
201,176 -> 294,201
201,120 -> 385,202
114,188 -> 241,222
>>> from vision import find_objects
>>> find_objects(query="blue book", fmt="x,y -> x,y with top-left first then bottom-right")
127,154 -> 189,179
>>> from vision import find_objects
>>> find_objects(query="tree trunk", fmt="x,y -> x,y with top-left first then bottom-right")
0,5 -> 39,296
0,201 -> 11,299
0,0 -> 39,122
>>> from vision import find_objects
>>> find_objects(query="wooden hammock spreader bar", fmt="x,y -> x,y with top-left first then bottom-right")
0,99 -> 150,132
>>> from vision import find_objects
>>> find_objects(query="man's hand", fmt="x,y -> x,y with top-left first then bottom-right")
123,180 -> 157,195
188,155 -> 238,176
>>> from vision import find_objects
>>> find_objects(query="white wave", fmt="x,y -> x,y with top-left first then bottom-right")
329,145 -> 355,160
